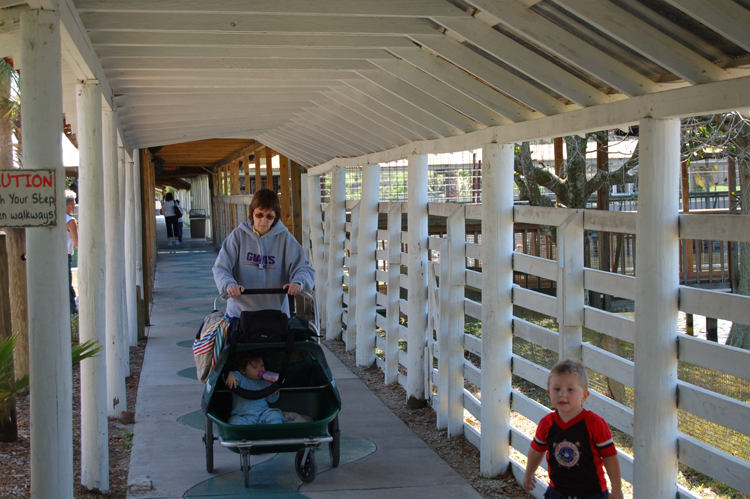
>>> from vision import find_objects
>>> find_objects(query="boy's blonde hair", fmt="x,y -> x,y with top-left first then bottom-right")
547,359 -> 589,391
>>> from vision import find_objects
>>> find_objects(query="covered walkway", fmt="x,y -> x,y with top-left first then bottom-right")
127,216 -> 482,499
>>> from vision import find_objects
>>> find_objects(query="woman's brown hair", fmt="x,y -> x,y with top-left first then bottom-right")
248,188 -> 281,226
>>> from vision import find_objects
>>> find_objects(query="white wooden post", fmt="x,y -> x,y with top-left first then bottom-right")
557,210 -> 584,361
20,10 -> 74,498
406,154 -> 429,406
118,148 -> 130,377
124,157 -> 138,347
346,203 -> 360,352
437,238 -> 449,430
103,109 -> 127,417
481,143 -> 514,477
446,205 -> 466,437
356,163 -> 380,366
633,118 -> 680,498
306,174 -> 326,328
132,154 -> 143,293
385,202 -> 402,383
322,202 -> 331,325
326,166 -> 346,339
76,79 -> 109,493
300,173 -> 311,263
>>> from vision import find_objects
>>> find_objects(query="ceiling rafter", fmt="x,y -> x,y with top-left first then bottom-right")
298,106 -> 398,150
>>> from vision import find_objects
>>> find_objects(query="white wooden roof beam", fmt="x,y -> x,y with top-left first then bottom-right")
104,69 -> 364,82
289,119 -> 374,156
122,115 -> 291,132
309,95 -> 412,146
662,0 -> 750,55
112,81 -> 346,91
116,101 -> 312,118
555,0 -> 730,85
119,107 -> 299,124
267,128 -> 338,164
88,31 -> 417,49
463,0 -> 661,97
128,127 -> 268,149
295,109 -> 395,151
389,47 -> 538,122
256,133 -> 322,167
411,34 -> 568,116
370,58 -> 510,127
79,12 -> 440,35
346,79 -> 456,137
273,125 -> 351,159
329,86 -> 439,141
116,85 -> 340,95
435,16 -> 614,107
99,57 -> 378,71
95,46 -> 395,60
114,91 -> 326,107
0,5 -> 23,36
75,0 -> 466,17
124,121 -> 284,139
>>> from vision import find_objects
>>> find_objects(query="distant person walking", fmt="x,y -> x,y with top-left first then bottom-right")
65,190 -> 79,315
175,199 -> 184,243
161,192 -> 180,246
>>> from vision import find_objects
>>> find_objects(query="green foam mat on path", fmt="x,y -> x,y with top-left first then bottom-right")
184,434 -> 375,498
178,367 -> 199,381
176,339 -> 194,348
178,409 -> 207,431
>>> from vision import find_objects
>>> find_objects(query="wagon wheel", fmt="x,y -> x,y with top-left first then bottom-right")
240,450 -> 251,488
295,448 -> 317,483
328,416 -> 341,468
203,416 -> 214,473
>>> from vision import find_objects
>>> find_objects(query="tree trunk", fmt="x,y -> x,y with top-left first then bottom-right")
727,138 -> 750,349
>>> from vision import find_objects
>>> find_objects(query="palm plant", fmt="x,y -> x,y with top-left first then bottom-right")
0,57 -> 21,168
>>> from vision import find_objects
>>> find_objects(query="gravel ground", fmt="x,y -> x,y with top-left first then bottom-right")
322,339 -> 532,499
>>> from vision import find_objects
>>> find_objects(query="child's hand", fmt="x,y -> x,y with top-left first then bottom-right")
609,489 -> 623,499
226,372 -> 238,389
522,472 -> 536,492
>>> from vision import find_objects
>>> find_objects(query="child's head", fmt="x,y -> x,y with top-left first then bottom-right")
547,359 -> 590,420
237,351 -> 265,381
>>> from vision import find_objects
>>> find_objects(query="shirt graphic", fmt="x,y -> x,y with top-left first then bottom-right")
245,252 -> 276,268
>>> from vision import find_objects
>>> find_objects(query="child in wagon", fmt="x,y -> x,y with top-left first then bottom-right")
523,359 -> 623,499
225,351 -> 285,425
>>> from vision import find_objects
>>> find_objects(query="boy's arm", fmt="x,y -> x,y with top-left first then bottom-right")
522,447 -> 546,492
602,454 -> 623,499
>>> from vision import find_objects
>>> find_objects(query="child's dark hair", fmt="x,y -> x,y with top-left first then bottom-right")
548,359 -> 589,391
236,351 -> 263,371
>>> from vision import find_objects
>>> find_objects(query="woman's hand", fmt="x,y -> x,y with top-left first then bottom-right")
283,283 -> 302,295
226,284 -> 245,298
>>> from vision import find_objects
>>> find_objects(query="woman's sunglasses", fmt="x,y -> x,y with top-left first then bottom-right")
253,212 -> 276,221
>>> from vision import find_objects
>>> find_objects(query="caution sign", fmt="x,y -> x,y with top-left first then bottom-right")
0,170 -> 57,228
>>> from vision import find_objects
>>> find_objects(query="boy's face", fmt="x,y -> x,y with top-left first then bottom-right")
241,359 -> 264,381
547,373 -> 589,421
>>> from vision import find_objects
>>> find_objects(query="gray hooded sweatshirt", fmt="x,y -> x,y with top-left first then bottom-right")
212,220 -> 315,318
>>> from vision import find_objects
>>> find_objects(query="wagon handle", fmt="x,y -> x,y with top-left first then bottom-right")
214,289 -> 319,334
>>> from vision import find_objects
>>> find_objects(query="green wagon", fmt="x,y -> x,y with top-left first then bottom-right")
201,291 -> 341,487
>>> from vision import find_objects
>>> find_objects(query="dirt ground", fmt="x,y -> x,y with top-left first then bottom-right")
0,339 -> 146,499
322,339 -> 532,499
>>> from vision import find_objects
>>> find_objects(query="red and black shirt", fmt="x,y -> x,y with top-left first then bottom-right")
531,409 -> 617,496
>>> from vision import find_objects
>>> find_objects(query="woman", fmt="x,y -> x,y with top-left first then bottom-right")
161,192 -> 180,246
212,188 -> 314,318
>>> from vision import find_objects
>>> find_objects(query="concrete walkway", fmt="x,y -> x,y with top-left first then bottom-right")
127,216 -> 483,499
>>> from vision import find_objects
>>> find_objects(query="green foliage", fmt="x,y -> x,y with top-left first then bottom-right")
0,334 -> 28,403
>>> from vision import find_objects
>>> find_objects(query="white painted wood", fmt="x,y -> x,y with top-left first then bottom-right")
446,206 -> 466,437
466,243 -> 481,261
463,0 -> 660,97
679,286 -> 750,328
306,175 -> 326,330
512,354 -> 548,389
633,117 -> 681,499
584,269 -> 636,301
76,79 -> 109,494
118,145 -> 131,378
677,334 -> 750,381
390,47 -> 528,123
679,434 -> 750,495
371,58 -> 509,128
385,203 -> 402,383
582,343 -> 634,388
663,0 -> 750,54
513,286 -> 558,318
325,166 -> 346,340
294,112 -> 388,153
308,97 -> 407,148
98,45 -> 392,60
583,209 -> 637,234
406,154 -> 429,402
510,459 -> 546,499
677,381 -> 750,437
510,389 -> 551,427
583,306 -> 635,344
465,332 -> 481,358
465,297 -> 482,322
556,0 -> 729,85
586,390 -> 634,436
679,214 -> 750,242
513,252 -> 558,282
20,10 -> 73,499
466,268 -> 481,290
132,154 -> 143,291
124,158 -> 138,348
557,210 -> 584,361
463,361 -> 481,393
375,269 -> 387,282
356,163 -> 380,366
513,318 -> 559,353
514,205 -> 574,227
322,202 -> 332,330
413,34 -> 566,116
464,390 -> 481,422
437,16 -> 611,107
480,142 -> 514,477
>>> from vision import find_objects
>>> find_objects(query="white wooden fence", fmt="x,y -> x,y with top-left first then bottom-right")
306,153 -> 750,498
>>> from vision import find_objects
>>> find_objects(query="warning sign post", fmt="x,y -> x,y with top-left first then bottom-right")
0,170 -> 58,228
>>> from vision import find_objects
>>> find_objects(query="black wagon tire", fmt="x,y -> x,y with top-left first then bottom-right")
328,416 -> 341,468
295,448 -> 317,483
204,416 -> 214,473
241,450 -> 251,488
